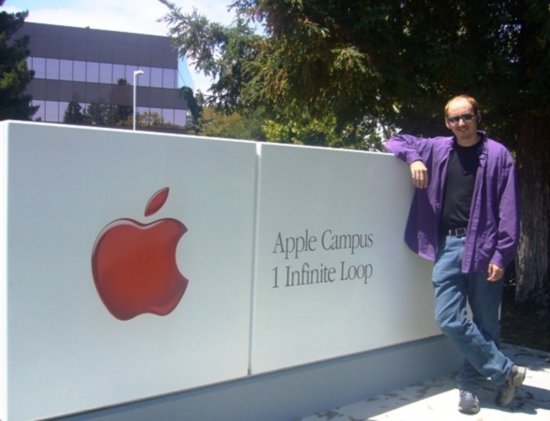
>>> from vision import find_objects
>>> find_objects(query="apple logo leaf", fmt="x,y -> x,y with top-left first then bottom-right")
145,187 -> 170,217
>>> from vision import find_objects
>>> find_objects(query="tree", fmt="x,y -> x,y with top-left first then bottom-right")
160,0 -> 262,113
107,78 -> 132,127
0,0 -> 36,120
84,102 -> 107,126
159,0 -> 378,147
262,106 -> 384,150
140,111 -> 166,128
106,103 -> 132,127
179,86 -> 203,133
200,106 -> 265,140
162,0 -> 549,305
63,101 -> 85,124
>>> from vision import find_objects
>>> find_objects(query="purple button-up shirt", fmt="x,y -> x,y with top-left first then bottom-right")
385,131 -> 519,273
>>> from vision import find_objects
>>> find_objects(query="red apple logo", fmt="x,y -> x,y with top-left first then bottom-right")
91,187 -> 188,320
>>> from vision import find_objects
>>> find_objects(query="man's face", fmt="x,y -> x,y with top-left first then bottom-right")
445,98 -> 478,143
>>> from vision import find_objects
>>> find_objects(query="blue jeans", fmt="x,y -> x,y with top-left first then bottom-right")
432,235 -> 513,389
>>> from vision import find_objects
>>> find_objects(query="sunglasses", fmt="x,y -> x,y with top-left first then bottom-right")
447,113 -> 475,124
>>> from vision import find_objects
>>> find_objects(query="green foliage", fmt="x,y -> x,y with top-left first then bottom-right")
179,86 -> 203,133
140,111 -> 173,128
162,0 -> 549,148
106,103 -> 132,127
162,0 -> 549,302
63,101 -> 85,124
63,101 -> 133,128
262,113 -> 339,146
262,105 -> 385,150
160,0 -> 262,113
84,103 -> 107,126
63,78 -> 133,128
0,1 -> 36,120
199,106 -> 265,140
159,0 -> 385,148
107,79 -> 132,126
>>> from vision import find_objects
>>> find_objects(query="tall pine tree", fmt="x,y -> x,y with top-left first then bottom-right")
0,0 -> 36,120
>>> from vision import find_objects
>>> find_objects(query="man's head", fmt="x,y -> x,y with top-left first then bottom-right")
444,95 -> 480,145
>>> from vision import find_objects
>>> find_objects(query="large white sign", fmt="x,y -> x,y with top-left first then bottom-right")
1,122 -> 440,421
251,143 -> 438,373
0,122 -> 257,421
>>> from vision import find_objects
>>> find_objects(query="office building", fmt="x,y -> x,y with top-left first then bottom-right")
16,22 -> 189,129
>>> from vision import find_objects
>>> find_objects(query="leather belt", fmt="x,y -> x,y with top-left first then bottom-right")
447,227 -> 467,237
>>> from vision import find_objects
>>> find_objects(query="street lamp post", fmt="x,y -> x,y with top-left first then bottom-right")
132,69 -> 144,130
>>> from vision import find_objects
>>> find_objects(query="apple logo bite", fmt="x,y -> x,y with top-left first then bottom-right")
91,187 -> 188,320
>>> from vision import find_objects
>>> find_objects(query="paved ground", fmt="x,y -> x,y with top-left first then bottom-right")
299,344 -> 550,421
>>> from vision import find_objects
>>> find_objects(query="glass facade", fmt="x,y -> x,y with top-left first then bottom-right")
18,22 -> 188,129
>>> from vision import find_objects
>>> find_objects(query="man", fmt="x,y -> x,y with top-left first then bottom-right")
385,95 -> 526,415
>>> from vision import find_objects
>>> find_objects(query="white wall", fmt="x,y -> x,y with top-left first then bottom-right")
251,143 -> 436,373
0,122 -> 440,421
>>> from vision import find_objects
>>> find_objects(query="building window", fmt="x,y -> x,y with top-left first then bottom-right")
126,66 -> 138,85
25,52 -> 187,128
86,62 -> 100,83
60,59 -> 73,81
74,61 -> 86,82
45,100 -> 59,121
163,68 -> 177,89
113,64 -> 125,84
174,109 -> 186,127
150,107 -> 162,118
46,58 -> 60,79
32,99 -> 46,121
99,63 -> 112,84
162,108 -> 174,125
150,67 -> 163,88
59,101 -> 69,122
28,56 -> 182,91
30,57 -> 46,78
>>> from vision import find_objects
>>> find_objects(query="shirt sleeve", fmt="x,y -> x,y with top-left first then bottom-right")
491,153 -> 520,268
384,134 -> 426,164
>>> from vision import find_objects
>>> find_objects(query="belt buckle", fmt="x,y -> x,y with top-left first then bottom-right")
454,227 -> 467,237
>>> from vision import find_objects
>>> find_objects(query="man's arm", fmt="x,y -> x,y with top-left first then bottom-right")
385,134 -> 429,189
488,154 -> 520,281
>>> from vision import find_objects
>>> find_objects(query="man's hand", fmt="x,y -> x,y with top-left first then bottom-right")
488,263 -> 504,282
410,160 -> 429,189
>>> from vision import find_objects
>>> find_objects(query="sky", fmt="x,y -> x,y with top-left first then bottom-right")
3,0 -> 238,92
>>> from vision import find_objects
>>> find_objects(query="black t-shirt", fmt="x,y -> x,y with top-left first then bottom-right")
439,141 -> 481,234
